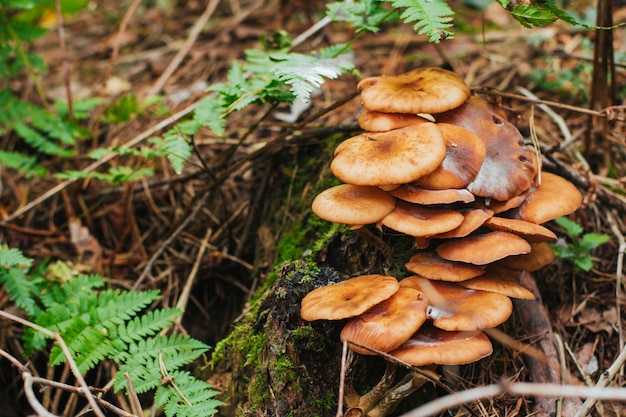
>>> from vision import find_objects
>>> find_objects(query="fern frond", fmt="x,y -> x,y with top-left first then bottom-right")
386,0 -> 454,43
163,131 -> 192,174
113,308 -> 181,345
155,370 -> 222,417
0,266 -> 40,317
0,247 -> 33,268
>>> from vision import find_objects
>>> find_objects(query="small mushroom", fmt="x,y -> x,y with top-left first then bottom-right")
331,123 -> 446,187
400,275 -> 513,331
311,184 -> 396,227
389,185 -> 475,205
497,242 -> 555,271
484,216 -> 557,243
457,265 -> 535,300
511,172 -> 583,224
300,274 -> 400,321
381,200 -> 465,237
390,323 -> 493,366
436,231 -> 532,265
435,208 -> 494,239
358,111 -> 429,132
340,287 -> 429,355
415,123 -> 487,190
405,251 -> 486,282
358,67 -> 471,114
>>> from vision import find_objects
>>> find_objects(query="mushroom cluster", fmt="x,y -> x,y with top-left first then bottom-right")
301,67 -> 583,415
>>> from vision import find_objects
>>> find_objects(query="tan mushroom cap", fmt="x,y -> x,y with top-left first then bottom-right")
390,324 -> 493,366
358,111 -> 429,132
358,67 -> 471,114
436,96 -> 536,201
458,265 -> 535,300
331,123 -> 446,187
300,274 -> 400,322
405,251 -> 486,282
416,123 -> 487,190
400,275 -> 513,331
498,242 -> 555,271
480,191 -> 529,214
435,208 -> 494,239
389,185 -> 475,205
436,231 -> 532,265
381,200 -> 465,237
512,172 -> 583,224
485,216 -> 557,243
312,184 -> 396,226
340,287 -> 429,355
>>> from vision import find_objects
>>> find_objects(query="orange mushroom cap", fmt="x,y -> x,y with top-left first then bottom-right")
390,323 -> 493,366
389,185 -> 475,205
435,208 -> 494,239
312,184 -> 396,226
497,241 -> 555,271
381,200 -> 465,237
400,276 -> 513,331
330,123 -> 446,187
436,231 -> 532,265
357,67 -> 471,114
485,216 -> 557,243
300,274 -> 400,321
358,111 -> 429,132
457,265 -> 535,300
340,287 -> 429,355
405,251 -> 486,282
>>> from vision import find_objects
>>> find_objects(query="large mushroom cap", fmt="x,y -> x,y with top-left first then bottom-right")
358,111 -> 429,132
436,96 -> 536,201
331,123 -> 446,187
511,172 -> 583,224
415,123 -> 487,190
358,67 -> 471,114
311,184 -> 396,226
436,231 -> 532,265
381,200 -> 465,237
405,251 -> 486,282
457,265 -> 535,300
340,287 -> 429,355
300,274 -> 400,321
390,324 -> 493,366
400,276 -> 513,331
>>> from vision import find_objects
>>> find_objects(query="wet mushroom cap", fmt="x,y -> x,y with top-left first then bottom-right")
511,172 -> 583,224
358,111 -> 429,132
389,185 -> 475,205
436,96 -> 536,201
311,184 -> 396,226
358,67 -> 471,114
331,123 -> 446,187
498,242 -> 555,271
485,216 -> 557,243
400,275 -> 513,331
382,200 -> 465,237
436,231 -> 532,265
457,265 -> 535,300
416,123 -> 487,190
435,208 -> 494,239
390,323 -> 493,366
405,251 -> 486,282
340,287 -> 429,355
300,274 -> 400,321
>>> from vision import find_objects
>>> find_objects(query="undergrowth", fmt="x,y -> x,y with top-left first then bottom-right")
0,246 -> 222,417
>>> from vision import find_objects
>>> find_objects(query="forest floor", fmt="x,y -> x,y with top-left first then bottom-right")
1,0 -> 626,416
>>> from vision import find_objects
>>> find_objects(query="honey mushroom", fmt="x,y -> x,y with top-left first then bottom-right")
300,66 -> 584,416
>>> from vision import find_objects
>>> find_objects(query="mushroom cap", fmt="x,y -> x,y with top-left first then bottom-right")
511,172 -> 582,224
382,200 -> 465,237
498,242 -> 555,271
415,123 -> 487,190
435,208 -> 494,239
389,185 -> 475,205
357,67 -> 471,114
400,275 -> 513,331
405,251 -> 486,282
436,231 -> 532,265
330,123 -> 446,187
479,191 -> 529,214
436,96 -> 536,201
390,323 -> 493,366
340,287 -> 429,355
485,216 -> 557,243
300,274 -> 400,321
358,111 -> 429,132
312,184 -> 396,226
457,265 -> 535,300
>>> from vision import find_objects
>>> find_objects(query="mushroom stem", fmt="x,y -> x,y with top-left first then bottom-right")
358,362 -> 398,411
367,371 -> 429,417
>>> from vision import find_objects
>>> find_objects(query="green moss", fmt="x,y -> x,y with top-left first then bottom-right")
291,325 -> 326,352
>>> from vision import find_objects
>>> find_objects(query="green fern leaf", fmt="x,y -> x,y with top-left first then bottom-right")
155,370 -> 222,417
386,0 -> 454,43
113,308 -> 181,345
0,266 -> 40,317
163,132 -> 191,174
0,247 -> 33,268
193,94 -> 227,136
